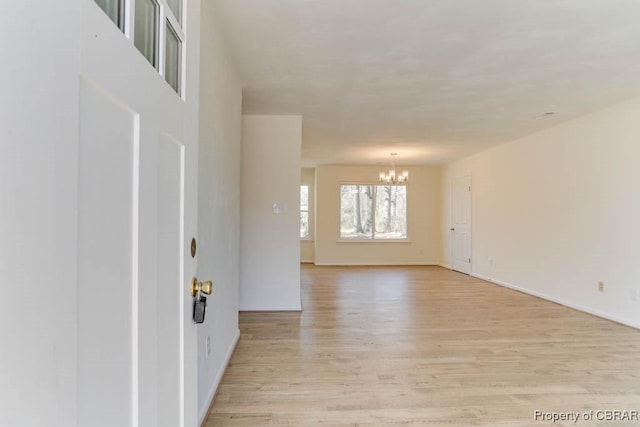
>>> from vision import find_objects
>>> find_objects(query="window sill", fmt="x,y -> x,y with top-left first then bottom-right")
336,239 -> 412,244
300,238 -> 314,242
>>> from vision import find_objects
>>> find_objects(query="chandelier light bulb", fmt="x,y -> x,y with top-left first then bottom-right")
378,153 -> 408,184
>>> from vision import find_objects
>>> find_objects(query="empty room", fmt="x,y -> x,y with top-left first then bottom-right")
3,1 -> 639,427
210,1 -> 640,425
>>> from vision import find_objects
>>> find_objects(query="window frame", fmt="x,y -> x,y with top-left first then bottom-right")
133,0 -> 160,69
338,182 -> 409,242
164,19 -> 182,94
157,0 -> 185,97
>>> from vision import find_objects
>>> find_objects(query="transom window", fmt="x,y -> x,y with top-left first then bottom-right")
93,0 -> 184,96
94,0 -> 124,28
339,184 -> 407,240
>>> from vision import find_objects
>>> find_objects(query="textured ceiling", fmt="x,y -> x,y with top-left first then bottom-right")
212,0 -> 640,166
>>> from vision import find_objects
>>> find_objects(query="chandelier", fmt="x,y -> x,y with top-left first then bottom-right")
379,153 -> 409,184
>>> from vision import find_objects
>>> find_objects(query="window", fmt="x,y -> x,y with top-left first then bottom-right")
300,185 -> 310,239
93,0 -> 185,95
166,0 -> 182,24
94,0 -> 123,29
134,0 -> 159,68
339,184 -> 407,240
165,21 -> 181,93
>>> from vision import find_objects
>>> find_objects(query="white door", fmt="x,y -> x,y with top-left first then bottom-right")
77,2 -> 199,427
451,175 -> 472,274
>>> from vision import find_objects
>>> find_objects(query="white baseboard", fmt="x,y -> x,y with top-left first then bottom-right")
438,264 -> 452,270
313,261 -> 441,266
470,273 -> 640,330
198,329 -> 240,426
239,304 -> 302,311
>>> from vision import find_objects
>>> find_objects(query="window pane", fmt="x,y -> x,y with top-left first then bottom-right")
166,0 -> 182,24
374,185 -> 407,239
94,0 -> 122,29
340,185 -> 373,239
134,0 -> 159,68
300,186 -> 308,211
300,185 -> 310,239
165,21 -> 181,93
300,212 -> 309,239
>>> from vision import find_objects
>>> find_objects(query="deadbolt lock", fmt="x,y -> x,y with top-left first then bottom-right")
190,238 -> 197,258
191,277 -> 213,298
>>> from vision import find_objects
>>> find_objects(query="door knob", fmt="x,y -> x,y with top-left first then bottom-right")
200,280 -> 213,295
191,277 -> 214,297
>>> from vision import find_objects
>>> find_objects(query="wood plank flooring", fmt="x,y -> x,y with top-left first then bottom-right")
206,266 -> 640,426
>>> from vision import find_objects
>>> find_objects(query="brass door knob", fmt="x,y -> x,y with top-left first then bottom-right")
200,280 -> 213,295
191,278 -> 214,297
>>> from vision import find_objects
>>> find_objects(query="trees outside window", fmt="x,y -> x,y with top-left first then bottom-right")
300,185 -> 310,239
340,184 -> 407,240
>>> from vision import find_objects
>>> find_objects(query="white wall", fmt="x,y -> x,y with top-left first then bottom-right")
240,115 -> 302,310
0,3 -> 80,427
300,167 -> 316,262
315,165 -> 442,265
197,2 -> 243,422
442,96 -> 640,328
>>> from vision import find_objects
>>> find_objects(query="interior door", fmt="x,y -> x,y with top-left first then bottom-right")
77,2 -> 198,427
451,175 -> 472,274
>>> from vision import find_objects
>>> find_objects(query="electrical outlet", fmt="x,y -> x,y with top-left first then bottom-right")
598,281 -> 604,292
633,288 -> 640,302
206,336 -> 211,357
489,258 -> 494,267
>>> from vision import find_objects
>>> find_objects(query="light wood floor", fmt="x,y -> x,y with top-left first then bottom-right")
206,266 -> 640,426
